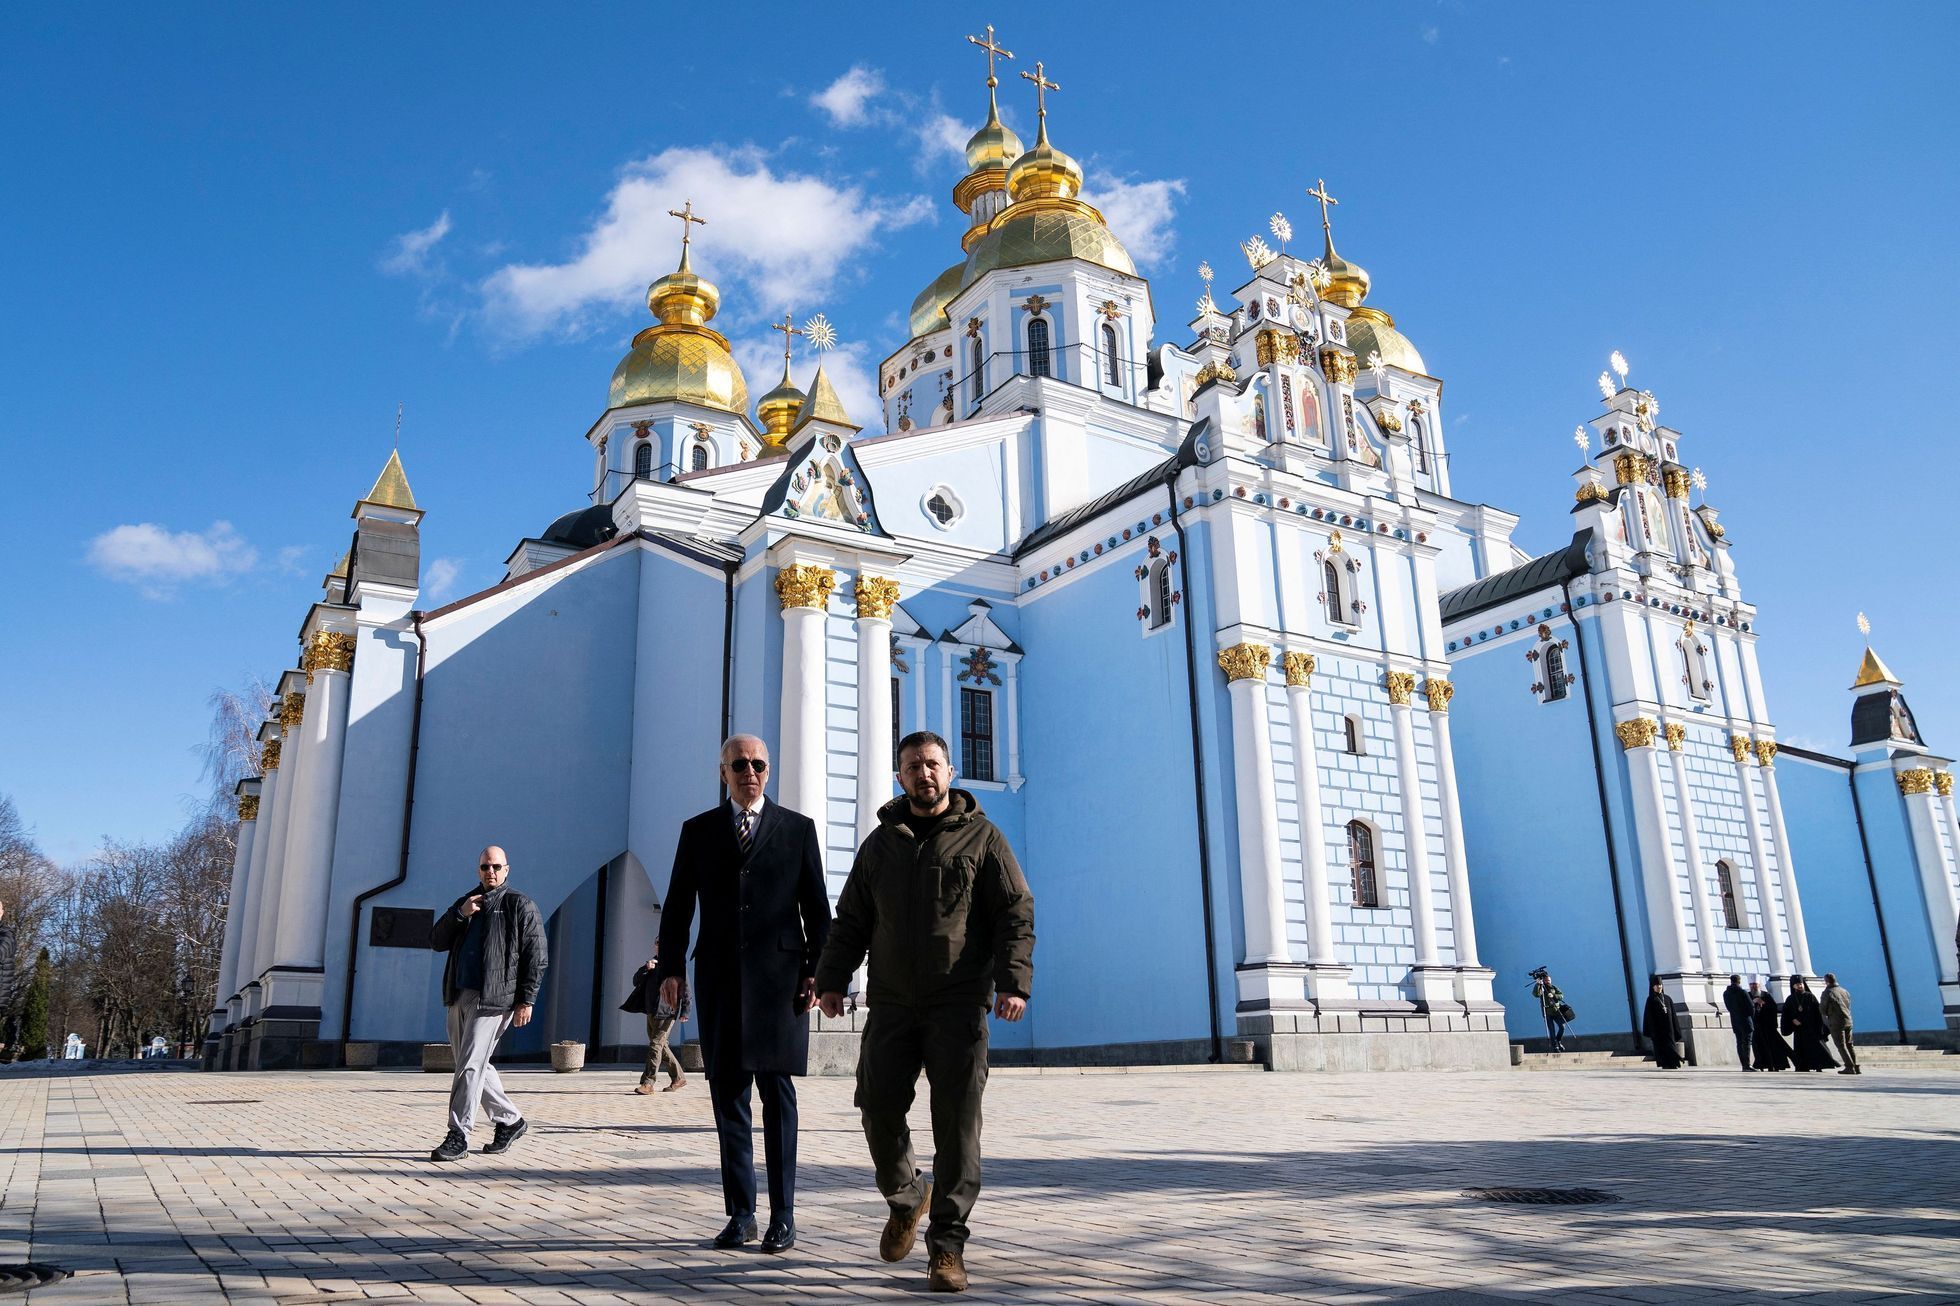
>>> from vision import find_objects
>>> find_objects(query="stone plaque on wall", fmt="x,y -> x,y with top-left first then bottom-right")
370,907 -> 435,949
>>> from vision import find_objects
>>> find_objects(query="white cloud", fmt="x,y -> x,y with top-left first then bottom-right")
1082,173 -> 1188,269
917,113 -> 970,165
812,65 -> 884,127
423,557 -> 464,604
86,521 -> 257,598
1420,23 -> 1441,44
480,146 -> 932,339
275,544 -> 310,576
381,211 -> 453,277
731,336 -> 883,434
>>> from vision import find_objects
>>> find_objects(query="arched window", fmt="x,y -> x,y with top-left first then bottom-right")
1149,559 -> 1173,630
1682,642 -> 1708,700
1101,322 -> 1120,385
689,442 -> 709,473
970,338 -> 984,404
1323,558 -> 1344,625
1410,417 -> 1428,472
1027,317 -> 1051,378
1344,715 -> 1364,756
1544,642 -> 1569,702
633,442 -> 654,480
1716,861 -> 1742,929
1348,821 -> 1379,908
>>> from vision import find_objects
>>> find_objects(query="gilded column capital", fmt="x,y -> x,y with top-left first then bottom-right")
1575,480 -> 1609,505
775,564 -> 837,612
238,794 -> 260,822
1613,452 -> 1653,486
1662,467 -> 1692,499
1753,739 -> 1778,768
1663,722 -> 1686,751
304,630 -> 356,680
1281,652 -> 1316,687
1217,642 -> 1272,684
1318,348 -> 1358,386
1384,671 -> 1417,706
1728,733 -> 1753,765
1898,768 -> 1937,796
1936,771 -> 1955,798
261,738 -> 282,772
1615,717 -> 1659,751
280,691 -> 306,730
854,574 -> 900,621
1423,678 -> 1455,713
1255,330 -> 1300,366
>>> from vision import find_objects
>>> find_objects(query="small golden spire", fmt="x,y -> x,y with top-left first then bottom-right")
666,198 -> 706,270
362,449 -> 418,511
966,24 -> 1014,123
1308,177 -> 1370,309
769,310 -> 804,384
1020,59 -> 1058,147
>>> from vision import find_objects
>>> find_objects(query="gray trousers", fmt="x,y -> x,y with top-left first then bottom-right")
1829,1022 -> 1858,1070
446,989 -> 521,1134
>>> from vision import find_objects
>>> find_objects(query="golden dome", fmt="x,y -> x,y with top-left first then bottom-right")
908,261 -> 965,340
965,110 -> 1024,172
1320,241 -> 1370,310
1007,140 -> 1084,203
609,245 -> 750,415
791,364 -> 857,435
961,203 -> 1134,287
755,366 -> 806,449
1344,306 -> 1426,376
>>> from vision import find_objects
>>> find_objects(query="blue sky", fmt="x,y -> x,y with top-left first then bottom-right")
3,3 -> 1956,863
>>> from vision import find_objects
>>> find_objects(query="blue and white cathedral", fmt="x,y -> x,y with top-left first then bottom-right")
207,47 -> 1959,1072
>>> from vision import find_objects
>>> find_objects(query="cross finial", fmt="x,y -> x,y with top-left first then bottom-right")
770,310 -> 804,374
1307,179 -> 1339,236
393,402 -> 403,450
666,199 -> 706,265
1020,60 -> 1058,144
966,24 -> 1015,119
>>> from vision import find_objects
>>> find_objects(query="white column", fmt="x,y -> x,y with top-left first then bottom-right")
1385,673 -> 1442,973
211,791 -> 260,1032
230,747 -> 280,1010
273,637 -> 355,968
775,564 -> 835,820
1753,742 -> 1812,977
1425,679 -> 1478,967
1664,725 -> 1723,975
1901,769 -> 1960,984
1219,643 -> 1289,965
1731,733 -> 1792,984
1281,654 -> 1335,965
245,726 -> 298,1006
1002,655 -> 1024,790
853,575 -> 897,846
1621,718 -> 1691,977
253,689 -> 312,977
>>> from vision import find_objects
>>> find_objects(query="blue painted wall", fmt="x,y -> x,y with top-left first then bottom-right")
1851,763 -> 1949,1031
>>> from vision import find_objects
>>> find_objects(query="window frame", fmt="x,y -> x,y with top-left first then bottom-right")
1347,819 -> 1380,909
1101,321 -> 1120,386
959,685 -> 997,783
1026,316 -> 1051,379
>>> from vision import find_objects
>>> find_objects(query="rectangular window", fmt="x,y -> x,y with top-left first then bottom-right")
960,686 -> 996,783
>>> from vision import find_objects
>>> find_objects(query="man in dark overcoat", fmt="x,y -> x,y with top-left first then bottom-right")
657,734 -> 831,1254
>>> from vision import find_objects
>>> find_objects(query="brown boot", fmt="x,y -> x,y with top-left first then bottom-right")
633,1082 -> 656,1095
927,1248 -> 967,1293
879,1175 -> 933,1262
662,1075 -> 687,1092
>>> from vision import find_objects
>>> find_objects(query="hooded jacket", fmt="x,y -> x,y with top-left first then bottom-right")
815,790 -> 1034,1009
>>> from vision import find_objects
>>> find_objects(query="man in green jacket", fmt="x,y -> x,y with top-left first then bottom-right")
816,730 -> 1034,1295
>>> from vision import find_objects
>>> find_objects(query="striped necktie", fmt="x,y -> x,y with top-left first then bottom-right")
736,808 -> 754,854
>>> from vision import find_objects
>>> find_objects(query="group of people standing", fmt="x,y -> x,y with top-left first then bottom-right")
1533,967 -> 1862,1074
422,730 -> 1035,1296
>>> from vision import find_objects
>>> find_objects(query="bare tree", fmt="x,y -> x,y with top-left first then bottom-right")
0,795 -> 64,1044
200,679 -> 275,809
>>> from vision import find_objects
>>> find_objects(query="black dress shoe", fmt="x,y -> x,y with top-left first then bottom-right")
712,1215 -> 758,1249
760,1213 -> 796,1254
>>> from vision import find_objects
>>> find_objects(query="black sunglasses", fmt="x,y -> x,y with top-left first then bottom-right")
726,759 -> 769,774
479,863 -> 506,871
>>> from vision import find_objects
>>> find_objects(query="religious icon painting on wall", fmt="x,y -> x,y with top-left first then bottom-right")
1297,376 -> 1324,446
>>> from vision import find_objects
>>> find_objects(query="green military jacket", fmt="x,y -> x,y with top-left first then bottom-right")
815,790 -> 1034,1009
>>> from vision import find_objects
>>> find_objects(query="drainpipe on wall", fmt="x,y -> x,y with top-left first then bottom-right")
1168,460 -> 1224,1064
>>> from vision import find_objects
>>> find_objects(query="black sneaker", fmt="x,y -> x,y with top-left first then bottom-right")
429,1129 -> 468,1162
482,1117 -> 528,1155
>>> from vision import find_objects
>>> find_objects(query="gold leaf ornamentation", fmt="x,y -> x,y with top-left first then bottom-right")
1935,771 -> 1955,797
280,692 -> 306,730
1385,672 -> 1418,706
1729,734 -> 1752,764
1318,348 -> 1357,386
1662,467 -> 1692,499
1615,717 -> 1659,750
1424,678 -> 1455,713
1217,642 -> 1272,683
1282,652 -> 1316,687
1663,722 -> 1686,751
261,738 -> 282,772
854,575 -> 900,621
1898,768 -> 1937,796
238,794 -> 260,822
305,631 -> 356,680
774,564 -> 837,612
1753,739 -> 1778,768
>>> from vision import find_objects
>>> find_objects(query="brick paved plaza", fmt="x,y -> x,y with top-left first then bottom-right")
1,1061 -> 1956,1304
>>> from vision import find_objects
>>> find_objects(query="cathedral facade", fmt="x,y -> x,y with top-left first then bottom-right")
207,55 -> 1958,1073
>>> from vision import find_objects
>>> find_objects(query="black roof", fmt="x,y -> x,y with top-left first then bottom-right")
1440,529 -> 1594,625
1011,419 -> 1208,561
541,505 -> 617,549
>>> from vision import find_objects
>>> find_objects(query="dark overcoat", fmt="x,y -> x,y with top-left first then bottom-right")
654,798 -> 831,1078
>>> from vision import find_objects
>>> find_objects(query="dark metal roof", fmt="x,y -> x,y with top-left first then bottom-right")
542,504 -> 617,549
1011,420 -> 1208,561
1440,529 -> 1595,625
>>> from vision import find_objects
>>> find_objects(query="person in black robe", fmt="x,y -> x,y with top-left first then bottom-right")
1751,986 -> 1793,1071
1642,976 -> 1683,1069
1780,975 -> 1837,1072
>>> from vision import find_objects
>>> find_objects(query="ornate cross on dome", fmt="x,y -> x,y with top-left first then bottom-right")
666,199 -> 706,258
966,24 -> 1014,98
1020,60 -> 1058,143
1307,179 -> 1339,237
770,311 -> 804,370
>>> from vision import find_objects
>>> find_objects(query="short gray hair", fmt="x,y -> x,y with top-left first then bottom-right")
720,734 -> 768,765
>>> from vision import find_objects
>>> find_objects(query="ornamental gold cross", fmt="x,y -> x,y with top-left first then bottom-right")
667,199 -> 706,255
1020,60 -> 1058,134
770,311 -> 804,368
966,24 -> 1014,87
1307,178 -> 1339,234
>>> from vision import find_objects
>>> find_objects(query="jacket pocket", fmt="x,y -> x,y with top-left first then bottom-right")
935,857 -> 975,915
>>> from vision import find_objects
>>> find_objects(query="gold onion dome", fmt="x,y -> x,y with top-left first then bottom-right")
755,364 -> 807,447
609,246 -> 751,415
1319,236 -> 1371,310
964,109 -> 1024,172
962,132 -> 1131,287
909,261 -> 966,340
1344,305 -> 1426,375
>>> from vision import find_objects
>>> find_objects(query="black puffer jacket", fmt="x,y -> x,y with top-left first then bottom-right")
430,886 -> 548,1011
816,790 -> 1034,1009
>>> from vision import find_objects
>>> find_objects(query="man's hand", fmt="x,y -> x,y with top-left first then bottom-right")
796,977 -> 816,1014
817,991 -> 845,1019
459,894 -> 485,918
659,977 -> 684,1012
511,1004 -> 533,1028
994,994 -> 1027,1022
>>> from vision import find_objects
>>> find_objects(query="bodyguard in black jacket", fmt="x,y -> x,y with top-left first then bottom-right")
656,735 -> 831,1255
